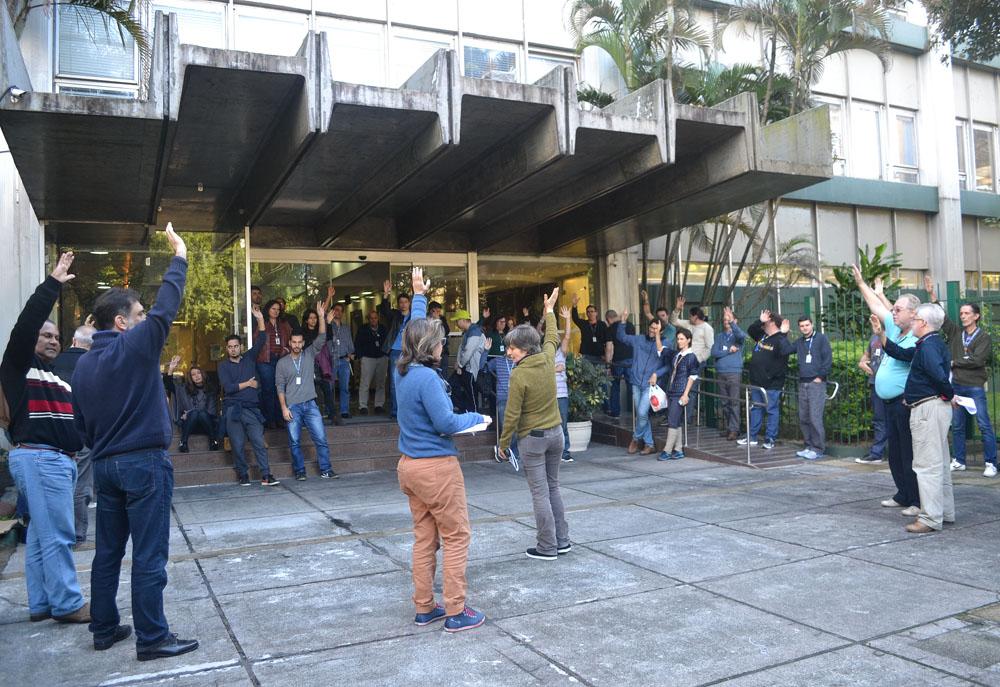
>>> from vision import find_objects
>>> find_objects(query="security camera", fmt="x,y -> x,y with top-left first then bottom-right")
2,86 -> 27,104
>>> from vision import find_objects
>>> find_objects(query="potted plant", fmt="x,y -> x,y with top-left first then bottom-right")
565,353 -> 609,452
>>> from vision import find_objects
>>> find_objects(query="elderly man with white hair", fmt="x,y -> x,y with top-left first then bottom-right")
872,302 -> 955,533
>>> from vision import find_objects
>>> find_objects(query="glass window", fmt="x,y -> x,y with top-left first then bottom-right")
390,30 -> 455,87
527,54 -> 577,83
234,6 -> 310,56
956,122 -> 968,189
55,83 -> 137,99
973,127 -> 996,192
57,4 -> 136,81
463,41 -> 519,82
814,96 -> 846,175
152,2 -> 226,49
891,112 -> 918,184
851,103 -> 883,179
316,17 -> 387,87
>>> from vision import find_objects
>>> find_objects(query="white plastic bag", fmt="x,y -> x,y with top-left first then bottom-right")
648,384 -> 667,413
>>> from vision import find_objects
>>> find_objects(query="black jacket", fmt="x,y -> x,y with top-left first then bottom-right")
746,321 -> 794,390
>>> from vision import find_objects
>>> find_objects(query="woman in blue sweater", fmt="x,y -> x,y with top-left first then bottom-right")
658,328 -> 701,460
394,267 -> 489,634
616,309 -> 669,455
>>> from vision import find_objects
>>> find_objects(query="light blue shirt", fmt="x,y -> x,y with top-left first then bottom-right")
874,312 -> 917,400
555,349 -> 568,398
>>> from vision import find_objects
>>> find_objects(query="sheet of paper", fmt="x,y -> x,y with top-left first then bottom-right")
953,395 -> 977,415
454,421 -> 491,435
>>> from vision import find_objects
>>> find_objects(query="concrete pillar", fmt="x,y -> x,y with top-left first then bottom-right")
0,131 -> 45,359
601,247 -> 641,318
916,44 -> 964,286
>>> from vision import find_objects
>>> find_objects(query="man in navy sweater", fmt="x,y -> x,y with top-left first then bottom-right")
72,224 -> 198,661
793,316 -> 833,460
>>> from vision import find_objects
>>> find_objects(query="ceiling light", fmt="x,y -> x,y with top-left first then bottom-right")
90,250 -> 109,255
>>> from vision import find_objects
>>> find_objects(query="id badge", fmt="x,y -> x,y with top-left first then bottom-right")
874,348 -> 881,357
805,354 -> 812,364
592,336 -> 597,343
499,345 -> 505,352
275,335 -> 281,345
295,376 -> 302,385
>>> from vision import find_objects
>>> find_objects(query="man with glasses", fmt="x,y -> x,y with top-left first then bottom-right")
852,265 -> 921,517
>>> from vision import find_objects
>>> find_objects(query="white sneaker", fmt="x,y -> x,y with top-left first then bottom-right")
985,464 -> 998,478
737,438 -> 758,446
950,460 -> 966,472
762,440 -> 775,450
901,505 -> 921,517
795,448 -> 812,458
880,499 -> 904,508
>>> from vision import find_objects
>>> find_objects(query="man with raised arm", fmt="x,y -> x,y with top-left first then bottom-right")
851,264 -> 921,516
277,302 -> 338,481
570,291 -> 611,367
72,223 -> 199,661
739,310 -> 794,450
1,252 -> 90,625
379,278 -> 412,418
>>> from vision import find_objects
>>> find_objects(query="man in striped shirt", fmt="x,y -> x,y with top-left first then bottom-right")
1,252 -> 90,625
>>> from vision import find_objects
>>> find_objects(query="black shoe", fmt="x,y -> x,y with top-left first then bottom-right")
261,474 -> 281,486
341,413 -> 352,420
210,440 -> 220,451
178,443 -> 189,453
94,624 -> 132,651
136,633 -> 199,662
525,548 -> 558,561
360,407 -> 369,415
29,610 -> 50,622
238,475 -> 251,487
557,543 -> 573,554
374,407 -> 384,415
295,472 -> 307,481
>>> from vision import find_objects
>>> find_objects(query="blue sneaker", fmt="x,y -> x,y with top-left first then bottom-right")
671,451 -> 685,460
414,604 -> 446,626
444,606 -> 486,633
657,451 -> 671,462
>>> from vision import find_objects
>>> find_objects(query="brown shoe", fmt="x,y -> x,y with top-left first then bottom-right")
905,521 -> 935,534
54,602 -> 91,624
726,432 -> 738,441
627,439 -> 639,455
640,445 -> 656,455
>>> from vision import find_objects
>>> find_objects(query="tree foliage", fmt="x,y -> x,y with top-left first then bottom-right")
6,0 -> 150,58
924,0 -> 1000,62
822,243 -> 902,337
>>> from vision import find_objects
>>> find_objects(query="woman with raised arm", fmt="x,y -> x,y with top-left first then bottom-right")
395,267 -> 490,633
500,288 -> 571,561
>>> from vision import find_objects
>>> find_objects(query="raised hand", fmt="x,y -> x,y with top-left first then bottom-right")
571,292 -> 579,307
50,252 -> 76,283
165,222 -> 187,259
522,306 -> 530,318
168,355 -> 181,374
251,303 -> 263,321
869,313 -> 883,335
84,313 -> 96,328
327,284 -> 336,300
383,279 -> 392,297
621,308 -> 629,322
316,300 -> 326,320
411,266 -> 429,295
559,305 -> 571,320
482,306 -> 491,319
873,276 -> 884,294
923,274 -> 933,294
543,287 -> 560,313
780,319 -> 790,334
759,309 -> 770,323
675,295 -> 686,310
850,264 -> 864,286
650,319 -> 661,335
640,289 -> 648,303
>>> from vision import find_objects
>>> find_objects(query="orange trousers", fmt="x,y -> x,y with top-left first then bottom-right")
397,455 -> 471,616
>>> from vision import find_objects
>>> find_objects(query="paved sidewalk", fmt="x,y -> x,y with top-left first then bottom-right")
2,448 -> 1000,686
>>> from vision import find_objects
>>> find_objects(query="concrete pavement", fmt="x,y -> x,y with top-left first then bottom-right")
2,447 -> 1000,686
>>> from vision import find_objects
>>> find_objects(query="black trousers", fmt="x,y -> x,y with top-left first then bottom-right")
885,397 -> 920,507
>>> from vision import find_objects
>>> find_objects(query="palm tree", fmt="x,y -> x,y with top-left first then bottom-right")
568,0 -> 711,93
729,0 -> 891,118
675,61 -> 794,123
7,1 -> 150,58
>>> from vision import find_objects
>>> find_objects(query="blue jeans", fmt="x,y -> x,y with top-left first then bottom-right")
952,384 -> 997,466
605,363 -> 629,416
631,384 -> 653,446
225,405 -> 271,478
9,447 -> 84,617
256,360 -> 280,426
870,386 -> 887,458
749,388 -> 782,443
558,396 -> 571,457
91,450 -> 173,648
288,400 -> 332,474
334,358 -> 352,415
180,409 -> 221,444
388,350 -> 402,416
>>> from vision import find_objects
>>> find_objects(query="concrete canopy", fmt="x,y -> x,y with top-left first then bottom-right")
0,11 -> 832,257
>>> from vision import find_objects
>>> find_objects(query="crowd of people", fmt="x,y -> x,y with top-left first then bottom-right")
3,228 -> 995,647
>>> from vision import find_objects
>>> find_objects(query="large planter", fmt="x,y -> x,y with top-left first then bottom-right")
566,420 -> 592,453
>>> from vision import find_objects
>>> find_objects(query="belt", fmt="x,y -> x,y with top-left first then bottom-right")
904,395 -> 947,408
15,443 -> 76,459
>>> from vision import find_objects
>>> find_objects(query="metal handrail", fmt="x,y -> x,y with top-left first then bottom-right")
683,376 -> 768,465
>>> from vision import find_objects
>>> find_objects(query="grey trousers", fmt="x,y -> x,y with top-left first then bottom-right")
520,426 -> 569,555
798,381 -> 828,452
717,373 -> 741,434
910,400 -> 955,530
73,447 -> 94,544
359,356 -> 388,410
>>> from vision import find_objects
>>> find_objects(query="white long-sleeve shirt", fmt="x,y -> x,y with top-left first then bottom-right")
670,311 -> 715,364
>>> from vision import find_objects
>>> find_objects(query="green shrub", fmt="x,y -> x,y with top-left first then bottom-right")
567,353 -> 609,422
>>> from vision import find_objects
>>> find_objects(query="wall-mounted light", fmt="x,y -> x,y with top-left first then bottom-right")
1,86 -> 27,104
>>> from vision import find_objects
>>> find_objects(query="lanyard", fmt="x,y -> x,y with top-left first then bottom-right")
291,354 -> 303,377
962,328 -> 979,351
804,335 -> 814,353
754,333 -> 770,353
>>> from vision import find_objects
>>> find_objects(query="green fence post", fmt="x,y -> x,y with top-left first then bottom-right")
946,281 -> 961,321
803,295 -> 815,323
